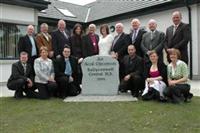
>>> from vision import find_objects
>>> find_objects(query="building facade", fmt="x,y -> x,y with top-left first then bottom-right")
0,0 -> 199,85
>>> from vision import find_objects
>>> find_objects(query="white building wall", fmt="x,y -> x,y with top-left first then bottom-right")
0,4 -> 38,25
96,5 -> 200,79
0,4 -> 39,83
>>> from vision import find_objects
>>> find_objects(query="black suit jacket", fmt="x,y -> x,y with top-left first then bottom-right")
51,30 -> 71,57
82,34 -> 99,57
111,32 -> 130,59
129,29 -> 146,57
7,61 -> 34,84
54,56 -> 78,82
18,35 -> 39,58
121,55 -> 144,79
164,22 -> 190,63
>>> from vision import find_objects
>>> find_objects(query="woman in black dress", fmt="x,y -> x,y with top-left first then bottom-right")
69,23 -> 84,84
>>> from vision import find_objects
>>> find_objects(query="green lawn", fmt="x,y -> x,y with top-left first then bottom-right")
0,97 -> 200,133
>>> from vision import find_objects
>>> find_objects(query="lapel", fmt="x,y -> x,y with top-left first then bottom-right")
147,32 -> 152,42
169,26 -> 174,38
25,35 -> 32,47
17,61 -> 25,75
172,22 -> 183,38
61,56 -> 66,72
116,32 -> 124,44
152,30 -> 158,40
58,30 -> 66,39
41,33 -> 49,42
135,29 -> 141,41
69,56 -> 74,72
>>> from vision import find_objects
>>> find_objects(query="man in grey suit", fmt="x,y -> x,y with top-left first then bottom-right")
164,11 -> 190,64
141,19 -> 165,64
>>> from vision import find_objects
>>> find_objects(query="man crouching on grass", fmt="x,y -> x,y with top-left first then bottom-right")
7,51 -> 38,99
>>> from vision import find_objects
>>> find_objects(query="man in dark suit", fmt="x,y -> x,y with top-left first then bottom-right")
141,19 -> 165,64
119,45 -> 144,97
164,11 -> 190,64
51,19 -> 71,57
82,24 -> 99,57
129,19 -> 146,57
111,23 -> 130,61
54,45 -> 81,98
18,25 -> 38,66
7,52 -> 38,99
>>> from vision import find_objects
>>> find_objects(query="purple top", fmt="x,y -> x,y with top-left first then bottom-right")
149,70 -> 160,78
89,33 -> 98,54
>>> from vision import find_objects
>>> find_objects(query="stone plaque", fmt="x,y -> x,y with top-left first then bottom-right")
81,55 -> 119,95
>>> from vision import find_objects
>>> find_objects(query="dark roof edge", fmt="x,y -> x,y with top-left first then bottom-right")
38,16 -> 85,26
0,0 -> 51,11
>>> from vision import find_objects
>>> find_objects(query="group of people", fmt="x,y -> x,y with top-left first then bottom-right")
7,11 -> 193,103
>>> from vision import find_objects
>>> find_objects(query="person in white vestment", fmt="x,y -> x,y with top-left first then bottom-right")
98,24 -> 114,56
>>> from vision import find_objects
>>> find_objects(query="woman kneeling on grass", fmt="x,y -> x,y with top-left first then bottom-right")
142,51 -> 168,101
164,48 -> 193,103
34,46 -> 57,99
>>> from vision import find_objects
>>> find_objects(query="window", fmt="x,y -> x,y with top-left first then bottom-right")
0,23 -> 27,59
56,8 -> 76,18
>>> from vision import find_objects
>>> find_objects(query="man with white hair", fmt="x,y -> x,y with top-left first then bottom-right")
141,19 -> 165,64
51,19 -> 70,57
164,11 -> 190,64
128,18 -> 146,57
18,25 -> 39,66
82,24 -> 99,57
110,23 -> 130,60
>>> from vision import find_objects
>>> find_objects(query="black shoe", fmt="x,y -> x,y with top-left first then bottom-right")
119,89 -> 127,93
132,92 -> 139,98
14,91 -> 24,99
159,96 -> 167,102
184,93 -> 193,102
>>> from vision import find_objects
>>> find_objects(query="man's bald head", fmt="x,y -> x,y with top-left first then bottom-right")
27,25 -> 34,36
131,18 -> 140,30
58,19 -> 66,31
172,11 -> 182,25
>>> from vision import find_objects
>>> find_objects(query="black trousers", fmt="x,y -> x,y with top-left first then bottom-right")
142,88 -> 160,101
119,75 -> 144,96
164,84 -> 191,103
36,82 -> 57,99
7,78 -> 37,98
77,64 -> 82,85
56,76 -> 80,98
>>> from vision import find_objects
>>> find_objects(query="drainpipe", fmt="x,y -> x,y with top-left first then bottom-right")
184,0 -> 193,79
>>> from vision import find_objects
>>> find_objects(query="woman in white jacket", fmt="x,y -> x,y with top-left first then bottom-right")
34,46 -> 57,99
98,24 -> 114,56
